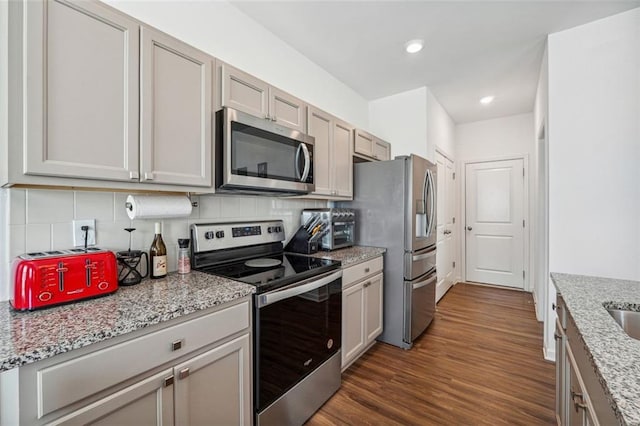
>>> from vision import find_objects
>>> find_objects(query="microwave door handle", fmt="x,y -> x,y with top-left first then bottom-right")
294,144 -> 302,180
258,270 -> 342,308
300,143 -> 311,182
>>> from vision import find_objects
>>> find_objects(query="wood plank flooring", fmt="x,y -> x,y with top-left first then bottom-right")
306,283 -> 555,425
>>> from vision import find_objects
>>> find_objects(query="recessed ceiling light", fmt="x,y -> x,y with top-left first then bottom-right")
480,96 -> 495,105
405,40 -> 423,54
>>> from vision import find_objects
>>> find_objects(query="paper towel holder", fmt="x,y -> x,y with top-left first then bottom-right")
124,200 -> 198,211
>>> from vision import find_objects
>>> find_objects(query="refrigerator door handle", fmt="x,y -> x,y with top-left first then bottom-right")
422,169 -> 430,235
426,169 -> 435,238
412,273 -> 437,290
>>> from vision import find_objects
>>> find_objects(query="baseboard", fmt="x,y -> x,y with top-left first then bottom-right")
543,345 -> 556,363
532,290 -> 543,323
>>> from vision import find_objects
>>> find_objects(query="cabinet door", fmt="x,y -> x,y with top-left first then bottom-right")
342,282 -> 365,368
555,320 -> 566,425
270,87 -> 306,132
140,26 -> 213,187
373,138 -> 391,161
48,369 -> 174,426
174,334 -> 251,426
24,0 -> 139,181
307,106 -> 332,196
220,63 -> 268,119
354,129 -> 374,158
364,273 -> 384,343
333,119 -> 354,198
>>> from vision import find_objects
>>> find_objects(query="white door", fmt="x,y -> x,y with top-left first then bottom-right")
436,152 -> 455,302
465,159 -> 525,288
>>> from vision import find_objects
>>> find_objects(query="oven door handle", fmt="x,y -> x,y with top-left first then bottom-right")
258,270 -> 342,308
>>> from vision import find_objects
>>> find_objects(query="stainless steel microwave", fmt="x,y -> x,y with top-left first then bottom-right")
215,107 -> 315,195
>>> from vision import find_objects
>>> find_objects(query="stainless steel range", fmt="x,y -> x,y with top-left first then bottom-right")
190,220 -> 342,426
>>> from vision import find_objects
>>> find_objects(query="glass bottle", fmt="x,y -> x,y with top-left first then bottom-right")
149,222 -> 167,279
177,239 -> 191,274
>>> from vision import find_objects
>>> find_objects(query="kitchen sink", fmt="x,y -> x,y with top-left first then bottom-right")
606,308 -> 640,340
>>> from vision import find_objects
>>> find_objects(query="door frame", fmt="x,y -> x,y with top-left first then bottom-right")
460,154 -> 530,291
434,148 -> 457,296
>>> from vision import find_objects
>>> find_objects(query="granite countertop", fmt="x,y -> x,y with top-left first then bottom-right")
0,271 -> 254,372
307,245 -> 386,267
551,273 -> 640,426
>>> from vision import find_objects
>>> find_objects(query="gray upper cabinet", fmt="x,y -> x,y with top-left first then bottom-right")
373,137 -> 391,161
220,63 -> 269,119
354,129 -> 391,162
23,0 -> 140,182
140,26 -> 213,187
354,129 -> 375,159
220,63 -> 307,132
306,105 -> 353,199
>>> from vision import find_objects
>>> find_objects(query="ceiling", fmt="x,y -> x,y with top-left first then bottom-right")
231,1 -> 640,124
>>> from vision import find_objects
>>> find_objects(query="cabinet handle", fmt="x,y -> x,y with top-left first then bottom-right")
272,116 -> 277,122
143,172 -> 154,181
265,114 -> 271,120
171,339 -> 183,351
163,375 -> 174,387
129,171 -> 139,179
363,281 -> 371,288
364,267 -> 370,273
554,333 -> 562,340
552,303 -> 556,310
178,368 -> 190,379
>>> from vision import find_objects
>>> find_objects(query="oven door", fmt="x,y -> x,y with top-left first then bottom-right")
217,107 -> 315,195
254,270 -> 342,416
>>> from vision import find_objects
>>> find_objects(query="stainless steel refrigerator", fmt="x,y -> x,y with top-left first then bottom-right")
340,154 -> 437,349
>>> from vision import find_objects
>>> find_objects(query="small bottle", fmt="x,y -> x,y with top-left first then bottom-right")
177,239 -> 191,274
149,222 -> 167,279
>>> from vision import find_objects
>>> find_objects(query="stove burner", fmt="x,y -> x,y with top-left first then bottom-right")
245,258 -> 282,268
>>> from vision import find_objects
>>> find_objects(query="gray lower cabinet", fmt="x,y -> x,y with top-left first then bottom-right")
2,299 -> 251,425
307,106 -> 353,199
220,62 -> 307,132
47,369 -> 175,426
140,26 -> 213,187
20,0 -> 140,182
341,256 -> 384,371
555,295 -> 615,426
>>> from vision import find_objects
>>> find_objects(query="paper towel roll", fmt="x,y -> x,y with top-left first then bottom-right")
125,195 -> 192,220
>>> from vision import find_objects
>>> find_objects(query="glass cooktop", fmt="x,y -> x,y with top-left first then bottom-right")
199,253 -> 340,294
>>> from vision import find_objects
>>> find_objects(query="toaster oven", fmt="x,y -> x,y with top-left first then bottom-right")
12,248 -> 118,311
301,208 -> 355,251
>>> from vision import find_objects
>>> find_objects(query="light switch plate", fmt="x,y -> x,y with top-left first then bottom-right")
73,219 -> 96,247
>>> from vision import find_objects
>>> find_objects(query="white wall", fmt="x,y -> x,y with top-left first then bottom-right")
456,113 -> 534,161
104,0 -> 369,128
548,8 -> 640,280
427,88 -> 456,161
368,87 -> 428,159
1,188 -> 324,302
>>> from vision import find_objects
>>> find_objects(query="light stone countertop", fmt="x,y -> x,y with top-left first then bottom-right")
0,271 -> 254,372
551,273 -> 640,426
306,245 -> 386,267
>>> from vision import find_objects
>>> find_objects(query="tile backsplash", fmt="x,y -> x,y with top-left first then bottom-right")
0,188 -> 326,302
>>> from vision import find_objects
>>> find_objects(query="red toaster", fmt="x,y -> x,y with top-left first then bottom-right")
12,248 -> 119,311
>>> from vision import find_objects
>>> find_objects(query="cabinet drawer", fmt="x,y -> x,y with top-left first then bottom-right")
343,256 -> 383,288
36,301 -> 249,418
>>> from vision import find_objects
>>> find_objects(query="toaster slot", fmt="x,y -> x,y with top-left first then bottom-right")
85,259 -> 92,287
57,262 -> 67,292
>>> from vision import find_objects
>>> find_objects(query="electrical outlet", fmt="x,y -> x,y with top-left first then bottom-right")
73,219 -> 96,247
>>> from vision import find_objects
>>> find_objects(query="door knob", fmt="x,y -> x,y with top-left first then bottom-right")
466,226 -> 472,231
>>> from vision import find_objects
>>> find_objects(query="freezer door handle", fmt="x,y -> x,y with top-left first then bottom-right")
412,247 -> 436,262
412,273 -> 437,290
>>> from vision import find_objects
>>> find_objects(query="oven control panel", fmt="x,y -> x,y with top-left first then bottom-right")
191,221 -> 285,253
232,226 -> 262,238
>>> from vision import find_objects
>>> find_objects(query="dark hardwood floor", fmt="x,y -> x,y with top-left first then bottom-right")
306,283 -> 556,425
